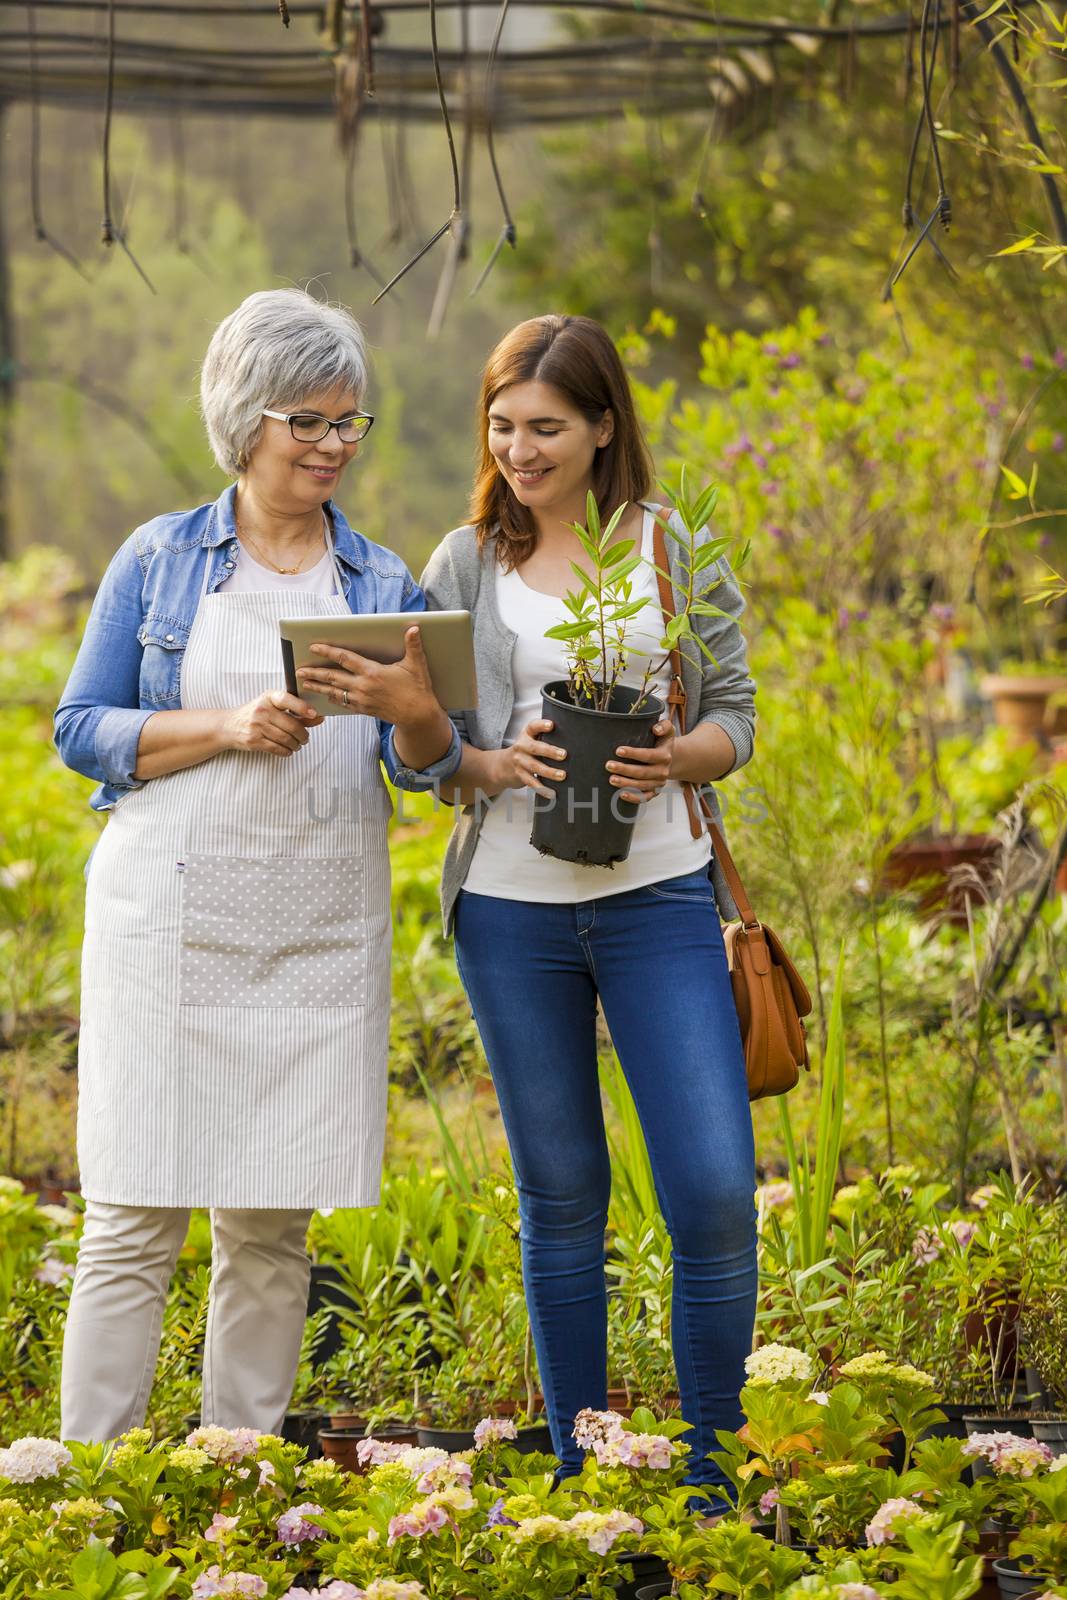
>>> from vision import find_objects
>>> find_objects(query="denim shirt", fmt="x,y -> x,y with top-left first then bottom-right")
54,484 -> 462,811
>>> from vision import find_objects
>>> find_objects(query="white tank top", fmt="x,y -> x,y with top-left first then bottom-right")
464,508 -> 711,903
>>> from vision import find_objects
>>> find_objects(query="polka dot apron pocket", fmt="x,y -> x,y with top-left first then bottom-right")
178,854 -> 367,1008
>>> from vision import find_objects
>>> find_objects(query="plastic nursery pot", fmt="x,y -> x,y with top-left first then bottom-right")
991,1557 -> 1043,1599
634,1585 -> 672,1600
614,1553 -> 670,1600
416,1425 -> 480,1451
283,1409 -> 327,1459
529,682 -> 665,868
1032,1416 -> 1067,1448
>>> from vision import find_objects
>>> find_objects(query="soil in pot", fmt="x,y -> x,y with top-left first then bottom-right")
992,1557 -> 1043,1598
530,681 -> 665,868
1031,1416 -> 1067,1448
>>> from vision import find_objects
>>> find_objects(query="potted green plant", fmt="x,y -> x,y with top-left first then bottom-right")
531,472 -> 735,867
980,655 -> 1067,747
1023,1290 -> 1067,1450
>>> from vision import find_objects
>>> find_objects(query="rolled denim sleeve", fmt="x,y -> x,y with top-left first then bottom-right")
376,571 -> 464,790
54,535 -> 154,794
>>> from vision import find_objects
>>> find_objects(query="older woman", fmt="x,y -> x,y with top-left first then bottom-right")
53,288 -> 458,1443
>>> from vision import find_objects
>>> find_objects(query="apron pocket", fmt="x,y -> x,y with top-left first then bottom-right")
179,854 -> 367,1008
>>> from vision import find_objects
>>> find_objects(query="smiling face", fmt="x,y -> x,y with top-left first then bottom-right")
242,380 -> 363,511
486,380 -> 614,516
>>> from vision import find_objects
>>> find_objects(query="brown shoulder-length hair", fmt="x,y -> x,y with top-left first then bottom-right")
469,314 -> 653,570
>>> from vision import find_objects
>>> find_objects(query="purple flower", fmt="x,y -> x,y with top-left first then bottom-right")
758,480 -> 779,497
1021,354 -> 1035,370
276,1502 -> 327,1546
930,602 -> 955,623
779,353 -> 801,370
751,451 -> 768,471
767,524 -> 785,541
762,341 -> 781,356
1052,432 -> 1064,453
1054,349 -> 1065,369
486,1496 -> 519,1529
759,1486 -> 780,1516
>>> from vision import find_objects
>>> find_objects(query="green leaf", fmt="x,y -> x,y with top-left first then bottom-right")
999,464 -> 1028,497
602,538 -> 636,567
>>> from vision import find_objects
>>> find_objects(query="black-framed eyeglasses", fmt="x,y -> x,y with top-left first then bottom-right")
262,408 -> 375,444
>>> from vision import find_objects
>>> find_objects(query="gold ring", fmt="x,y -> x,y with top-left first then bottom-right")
342,689 -> 349,707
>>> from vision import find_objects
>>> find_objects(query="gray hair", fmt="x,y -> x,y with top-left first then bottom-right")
200,288 -> 370,476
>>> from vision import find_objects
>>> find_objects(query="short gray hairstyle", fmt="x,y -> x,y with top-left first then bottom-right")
200,288 -> 370,476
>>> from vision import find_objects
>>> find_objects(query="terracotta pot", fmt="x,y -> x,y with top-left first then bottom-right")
980,673 -> 1067,747
883,834 -> 1000,924
327,1411 -> 368,1431
319,1421 -> 420,1473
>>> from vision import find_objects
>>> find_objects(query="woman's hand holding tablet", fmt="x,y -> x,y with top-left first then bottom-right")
280,610 -> 477,717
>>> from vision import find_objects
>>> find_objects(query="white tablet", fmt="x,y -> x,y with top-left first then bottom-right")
280,610 -> 478,715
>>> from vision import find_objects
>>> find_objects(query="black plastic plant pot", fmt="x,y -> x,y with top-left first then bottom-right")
530,681 -> 666,868
991,1558 -> 1042,1598
1032,1416 -> 1067,1448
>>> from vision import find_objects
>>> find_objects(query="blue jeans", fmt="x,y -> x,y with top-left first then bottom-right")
453,867 -> 757,1486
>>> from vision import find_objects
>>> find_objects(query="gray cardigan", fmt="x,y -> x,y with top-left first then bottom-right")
420,505 -> 757,933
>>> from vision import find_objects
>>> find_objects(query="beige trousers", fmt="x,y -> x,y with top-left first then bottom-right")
60,1202 -> 313,1444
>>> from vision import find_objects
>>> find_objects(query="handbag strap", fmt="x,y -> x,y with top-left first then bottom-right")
650,505 -> 760,931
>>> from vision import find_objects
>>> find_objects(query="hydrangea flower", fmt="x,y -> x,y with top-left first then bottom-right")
191,1572 -> 267,1599
486,1496 -> 519,1529
949,1218 -> 977,1249
865,1497 -> 924,1546
568,1509 -> 643,1554
473,1417 -> 518,1450
962,1433 -> 1053,1478
837,1587 -> 884,1600
911,1227 -> 942,1265
355,1438 -> 407,1469
387,1503 -> 453,1544
743,1344 -> 815,1387
513,1513 -> 569,1543
604,1431 -> 677,1470
204,1512 -> 239,1542
50,1497 -> 105,1524
573,1409 -> 627,1450
169,1446 -> 213,1473
186,1426 -> 260,1464
0,1437 -> 73,1483
357,1584 -> 426,1600
759,1486 -> 780,1517
33,1251 -> 74,1286
414,1456 -> 473,1494
1050,1454 -> 1067,1473
276,1502 -> 328,1545
757,1180 -> 794,1211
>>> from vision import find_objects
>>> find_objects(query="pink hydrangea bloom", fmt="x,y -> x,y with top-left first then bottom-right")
33,1252 -> 74,1286
0,1437 -> 73,1483
609,1432 -> 676,1470
191,1571 -> 267,1598
758,1486 -> 780,1517
911,1227 -> 942,1265
276,1502 -> 327,1545
415,1456 -> 473,1494
355,1437 -> 406,1468
838,1587 -> 884,1600
204,1513 -> 239,1543
865,1497 -> 924,1546
387,1503 -> 453,1545
572,1409 -> 626,1451
568,1510 -> 644,1554
949,1219 -> 977,1249
474,1417 -> 519,1450
962,1433 -> 1053,1478
186,1426 -> 260,1464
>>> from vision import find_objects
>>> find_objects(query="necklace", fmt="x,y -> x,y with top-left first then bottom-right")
237,515 -> 324,575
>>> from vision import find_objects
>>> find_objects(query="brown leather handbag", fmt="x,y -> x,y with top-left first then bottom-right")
651,514 -> 812,1100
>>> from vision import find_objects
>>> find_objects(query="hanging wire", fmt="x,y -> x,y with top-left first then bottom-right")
371,0 -> 462,304
470,0 -> 517,296
428,0 -> 473,332
26,1 -> 87,273
99,0 -> 156,289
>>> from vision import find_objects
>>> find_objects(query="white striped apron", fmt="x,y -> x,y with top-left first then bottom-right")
77,534 -> 392,1208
